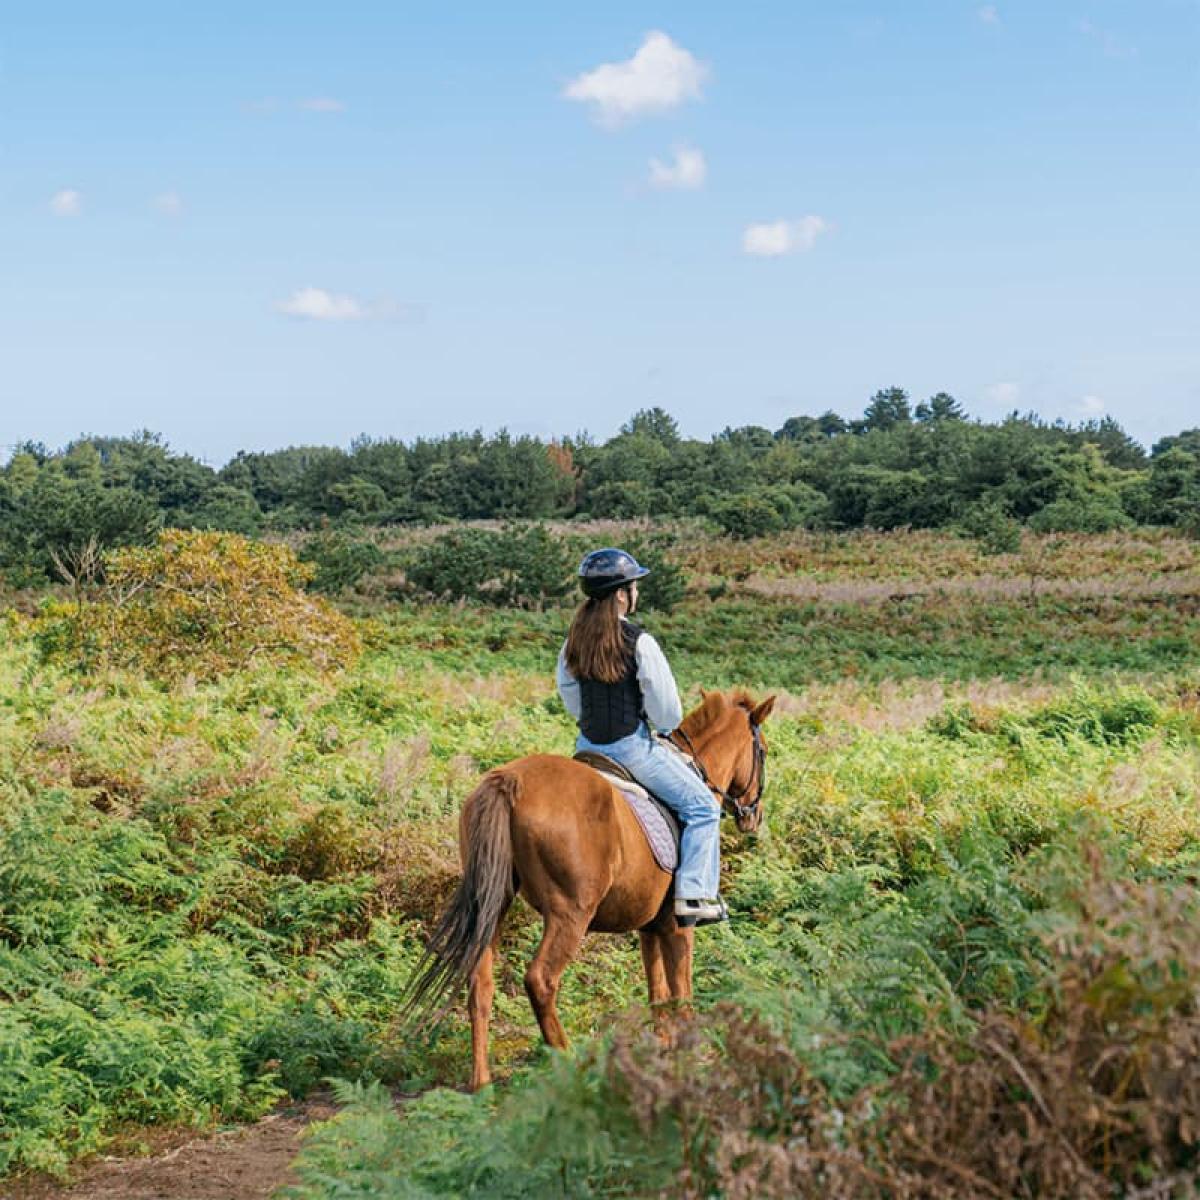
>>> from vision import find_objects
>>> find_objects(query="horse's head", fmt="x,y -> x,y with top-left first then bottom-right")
677,689 -> 777,833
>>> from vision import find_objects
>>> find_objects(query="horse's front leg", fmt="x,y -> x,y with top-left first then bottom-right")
639,929 -> 672,1040
525,909 -> 590,1049
658,925 -> 696,1040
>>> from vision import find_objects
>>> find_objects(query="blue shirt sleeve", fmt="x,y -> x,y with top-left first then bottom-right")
555,640 -> 582,720
635,633 -> 684,732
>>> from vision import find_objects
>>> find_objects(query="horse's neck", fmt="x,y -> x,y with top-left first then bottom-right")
684,722 -> 736,788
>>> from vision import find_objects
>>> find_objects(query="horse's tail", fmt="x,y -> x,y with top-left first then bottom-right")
400,769 -> 517,1028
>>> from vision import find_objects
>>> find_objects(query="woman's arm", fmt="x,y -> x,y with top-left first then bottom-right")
555,641 -> 582,720
636,634 -> 684,732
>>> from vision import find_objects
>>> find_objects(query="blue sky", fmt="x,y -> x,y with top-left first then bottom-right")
2,1 -> 1196,464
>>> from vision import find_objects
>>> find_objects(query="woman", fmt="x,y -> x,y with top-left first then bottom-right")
556,548 -> 727,927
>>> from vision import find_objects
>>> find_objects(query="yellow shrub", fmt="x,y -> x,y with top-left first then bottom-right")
46,529 -> 360,681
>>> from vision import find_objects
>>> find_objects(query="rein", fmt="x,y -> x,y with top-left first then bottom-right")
671,717 -> 766,821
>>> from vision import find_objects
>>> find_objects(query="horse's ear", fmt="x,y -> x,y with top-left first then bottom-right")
699,687 -> 712,701
750,695 -> 776,725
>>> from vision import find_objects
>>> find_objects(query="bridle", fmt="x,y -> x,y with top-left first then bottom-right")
672,716 -> 767,822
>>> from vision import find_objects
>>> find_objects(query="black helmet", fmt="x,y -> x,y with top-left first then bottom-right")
578,547 -> 651,598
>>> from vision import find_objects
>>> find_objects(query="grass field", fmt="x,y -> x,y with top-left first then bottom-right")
2,528 -> 1199,1196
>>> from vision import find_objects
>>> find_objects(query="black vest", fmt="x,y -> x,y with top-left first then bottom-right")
577,621 -> 644,744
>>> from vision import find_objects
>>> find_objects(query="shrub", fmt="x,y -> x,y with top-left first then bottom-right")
618,533 -> 688,613
242,1002 -> 374,1099
405,524 -> 574,609
710,493 -> 787,539
1017,690 -> 1163,746
498,524 -> 575,608
404,528 -> 497,602
37,529 -> 360,680
1030,495 -> 1132,534
958,496 -> 1023,555
299,530 -> 386,594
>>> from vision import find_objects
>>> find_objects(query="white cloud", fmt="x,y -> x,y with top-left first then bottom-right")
298,97 -> 347,113
742,216 -> 830,257
152,191 -> 184,216
276,287 -> 366,321
1077,394 -> 1106,416
977,5 -> 1000,24
50,188 -> 82,217
276,289 -> 425,323
983,381 -> 1021,407
649,145 -> 706,190
564,31 -> 708,128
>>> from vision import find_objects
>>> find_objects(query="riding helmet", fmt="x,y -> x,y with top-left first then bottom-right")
577,548 -> 651,597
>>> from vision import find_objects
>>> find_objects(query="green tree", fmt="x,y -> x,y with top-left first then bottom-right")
328,476 -> 389,518
825,465 -> 933,529
1129,441 -> 1200,533
0,465 -> 160,581
1028,445 -> 1132,533
776,411 -> 846,442
1077,417 -> 1145,470
858,387 -> 912,433
186,484 -> 264,535
915,393 -> 965,423
620,407 -> 680,446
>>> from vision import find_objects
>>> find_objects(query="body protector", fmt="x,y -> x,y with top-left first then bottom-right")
577,621 -> 645,744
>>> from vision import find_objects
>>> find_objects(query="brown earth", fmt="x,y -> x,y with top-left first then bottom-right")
2,1095 -> 340,1200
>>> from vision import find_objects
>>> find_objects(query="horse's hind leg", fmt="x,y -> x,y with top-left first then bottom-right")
468,938 -> 500,1091
525,910 -> 589,1050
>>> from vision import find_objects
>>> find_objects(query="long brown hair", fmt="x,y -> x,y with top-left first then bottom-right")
564,589 -> 630,683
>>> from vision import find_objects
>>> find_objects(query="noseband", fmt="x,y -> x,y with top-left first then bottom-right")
672,718 -> 767,821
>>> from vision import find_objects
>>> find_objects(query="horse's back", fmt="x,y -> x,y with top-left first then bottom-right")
498,754 -> 671,931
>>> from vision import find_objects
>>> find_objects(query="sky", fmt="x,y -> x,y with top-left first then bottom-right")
2,1 -> 1197,465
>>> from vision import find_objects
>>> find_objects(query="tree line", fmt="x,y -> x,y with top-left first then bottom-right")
2,388 -> 1198,581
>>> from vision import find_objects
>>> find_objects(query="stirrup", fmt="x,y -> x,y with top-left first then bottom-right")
674,896 -> 728,928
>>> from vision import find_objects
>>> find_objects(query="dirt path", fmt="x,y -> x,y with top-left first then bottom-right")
4,1095 -> 340,1200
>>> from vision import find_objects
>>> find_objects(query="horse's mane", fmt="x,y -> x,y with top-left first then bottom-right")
679,688 -> 756,739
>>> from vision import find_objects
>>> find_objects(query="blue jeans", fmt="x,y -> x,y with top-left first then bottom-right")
577,723 -> 721,900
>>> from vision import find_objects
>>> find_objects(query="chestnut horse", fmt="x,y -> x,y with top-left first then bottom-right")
402,688 -> 775,1090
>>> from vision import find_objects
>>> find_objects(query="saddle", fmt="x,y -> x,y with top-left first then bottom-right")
573,750 -> 681,873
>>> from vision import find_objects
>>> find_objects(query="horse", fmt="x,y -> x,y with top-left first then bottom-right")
401,687 -> 776,1091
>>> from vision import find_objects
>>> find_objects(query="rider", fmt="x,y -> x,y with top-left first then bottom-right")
556,548 -> 727,927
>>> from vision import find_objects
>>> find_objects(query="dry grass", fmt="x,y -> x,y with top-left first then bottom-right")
739,571 -> 1200,604
769,677 -> 1066,732
375,734 -> 432,805
688,528 -> 1199,585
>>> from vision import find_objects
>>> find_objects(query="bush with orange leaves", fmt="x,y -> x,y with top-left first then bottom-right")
38,529 -> 360,681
